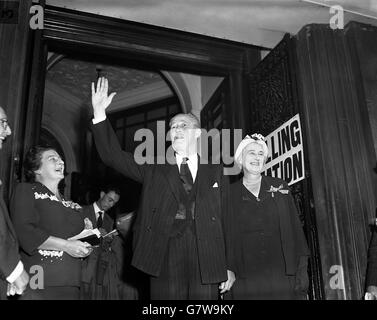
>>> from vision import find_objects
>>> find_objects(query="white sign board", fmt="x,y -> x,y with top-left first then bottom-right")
262,114 -> 305,186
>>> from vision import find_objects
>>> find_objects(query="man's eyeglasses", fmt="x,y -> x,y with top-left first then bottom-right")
0,119 -> 9,129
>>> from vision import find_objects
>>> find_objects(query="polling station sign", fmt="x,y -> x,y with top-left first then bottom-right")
262,114 -> 305,186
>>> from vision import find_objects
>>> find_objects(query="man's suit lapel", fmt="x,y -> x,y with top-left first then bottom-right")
87,205 -> 114,231
161,155 -> 213,203
103,213 -> 114,232
85,205 -> 97,227
161,159 -> 181,203
195,161 -> 212,203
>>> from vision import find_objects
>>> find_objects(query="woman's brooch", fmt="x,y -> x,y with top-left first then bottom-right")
34,192 -> 82,211
267,184 -> 289,197
38,249 -> 64,258
34,192 -> 59,202
62,200 -> 82,211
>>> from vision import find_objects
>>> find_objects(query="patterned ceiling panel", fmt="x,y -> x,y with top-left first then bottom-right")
47,56 -> 163,101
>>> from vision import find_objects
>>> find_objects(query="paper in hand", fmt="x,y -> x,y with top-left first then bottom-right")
116,212 -> 135,236
103,229 -> 119,238
68,228 -> 101,246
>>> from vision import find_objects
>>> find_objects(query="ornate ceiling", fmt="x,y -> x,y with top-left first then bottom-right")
47,56 -> 164,102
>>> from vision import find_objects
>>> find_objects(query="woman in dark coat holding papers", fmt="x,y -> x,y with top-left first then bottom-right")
10,145 -> 92,300
227,134 -> 310,300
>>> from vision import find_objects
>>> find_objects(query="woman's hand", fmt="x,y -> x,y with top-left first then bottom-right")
64,240 -> 93,258
91,77 -> 116,119
84,217 -> 93,230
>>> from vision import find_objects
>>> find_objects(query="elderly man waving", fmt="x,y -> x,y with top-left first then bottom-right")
90,77 -> 235,300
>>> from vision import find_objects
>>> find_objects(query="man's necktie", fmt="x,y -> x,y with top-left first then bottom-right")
180,157 -> 193,193
97,211 -> 103,228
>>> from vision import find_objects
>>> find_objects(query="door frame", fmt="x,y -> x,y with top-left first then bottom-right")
16,4 -> 263,180
247,34 -> 325,299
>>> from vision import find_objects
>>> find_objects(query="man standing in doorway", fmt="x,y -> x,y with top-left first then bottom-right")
81,186 -> 120,299
89,77 -> 235,299
0,106 -> 29,299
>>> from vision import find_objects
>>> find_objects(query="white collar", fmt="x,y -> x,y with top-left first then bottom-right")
93,202 -> 103,215
175,153 -> 198,165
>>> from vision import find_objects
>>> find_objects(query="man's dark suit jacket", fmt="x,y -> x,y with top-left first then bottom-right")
92,119 -> 231,284
82,204 -> 114,234
0,189 -> 21,299
81,204 -> 115,286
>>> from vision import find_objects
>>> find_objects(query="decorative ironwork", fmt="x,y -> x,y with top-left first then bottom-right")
200,80 -> 227,162
248,34 -> 324,300
249,38 -> 295,135
291,183 -> 305,225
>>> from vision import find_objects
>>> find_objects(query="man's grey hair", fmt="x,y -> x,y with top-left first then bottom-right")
169,113 -> 201,129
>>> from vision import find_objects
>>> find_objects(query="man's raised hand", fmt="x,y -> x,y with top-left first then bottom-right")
91,77 -> 116,119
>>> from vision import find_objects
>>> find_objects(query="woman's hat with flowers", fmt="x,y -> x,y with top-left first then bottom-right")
234,133 -> 269,166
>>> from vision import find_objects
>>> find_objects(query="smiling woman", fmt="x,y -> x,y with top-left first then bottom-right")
226,134 -> 310,300
10,145 -> 93,300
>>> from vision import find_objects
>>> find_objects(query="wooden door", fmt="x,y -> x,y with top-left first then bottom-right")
200,79 -> 228,164
248,34 -> 325,299
0,0 -> 46,201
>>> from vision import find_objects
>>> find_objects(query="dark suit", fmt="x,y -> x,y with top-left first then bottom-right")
81,204 -> 115,299
92,120 -> 231,298
83,204 -> 114,234
0,187 -> 21,299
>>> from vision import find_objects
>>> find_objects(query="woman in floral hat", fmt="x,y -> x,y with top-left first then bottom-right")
10,145 -> 92,299
227,134 -> 310,300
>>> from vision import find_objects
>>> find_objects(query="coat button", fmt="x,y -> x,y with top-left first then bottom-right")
147,226 -> 151,232
211,216 -> 216,221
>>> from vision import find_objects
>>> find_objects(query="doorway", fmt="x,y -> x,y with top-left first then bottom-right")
15,3 -> 261,206
8,3 -> 262,300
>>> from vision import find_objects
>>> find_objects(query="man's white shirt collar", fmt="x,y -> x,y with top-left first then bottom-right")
176,153 -> 198,182
93,202 -> 103,221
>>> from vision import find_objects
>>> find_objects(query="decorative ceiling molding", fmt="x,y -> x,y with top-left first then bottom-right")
45,80 -> 84,114
47,56 -> 163,102
107,80 -> 174,113
41,115 -> 78,173
161,71 -> 190,113
161,71 -> 224,119
45,78 -> 174,115
46,53 -> 65,71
